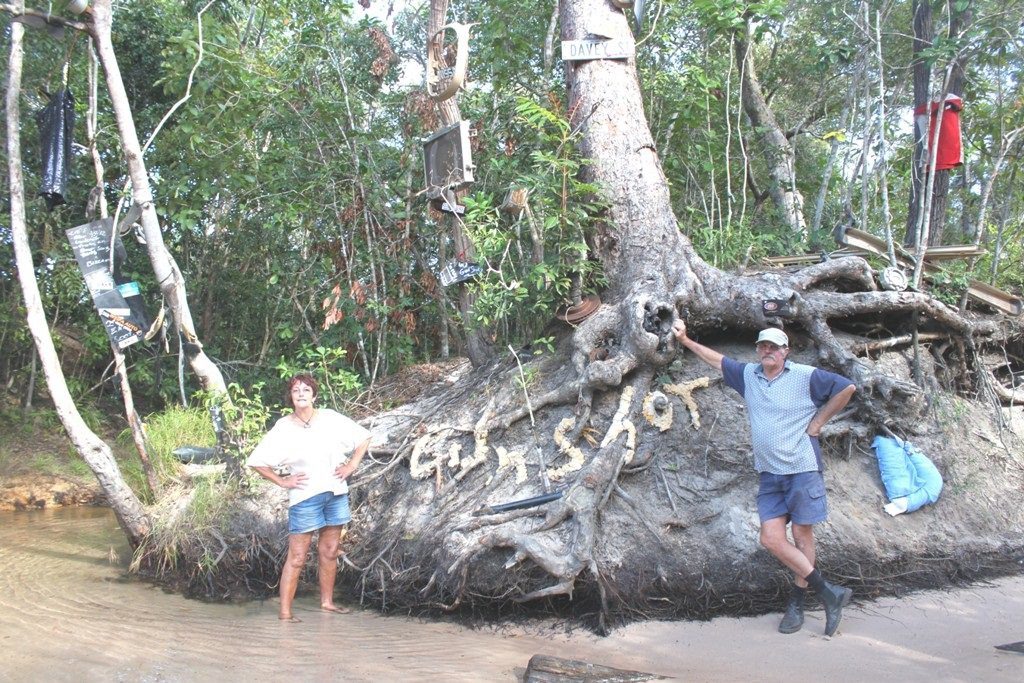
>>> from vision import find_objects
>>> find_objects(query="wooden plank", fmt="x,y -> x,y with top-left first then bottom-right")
962,280 -> 1023,316
524,654 -> 668,682
763,251 -> 861,266
919,244 -> 987,260
836,228 -> 1022,315
917,262 -> 1023,316
838,228 -> 985,262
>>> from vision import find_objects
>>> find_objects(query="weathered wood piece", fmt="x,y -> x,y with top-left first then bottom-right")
836,228 -> 1022,315
524,654 -> 668,682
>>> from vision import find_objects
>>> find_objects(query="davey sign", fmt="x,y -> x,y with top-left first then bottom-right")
561,39 -> 634,61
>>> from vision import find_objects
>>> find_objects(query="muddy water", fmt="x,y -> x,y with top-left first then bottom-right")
0,508 -> 667,682
2,508 -> 1022,682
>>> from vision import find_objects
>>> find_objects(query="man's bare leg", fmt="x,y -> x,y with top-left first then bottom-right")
790,523 -> 816,587
760,517 -> 814,576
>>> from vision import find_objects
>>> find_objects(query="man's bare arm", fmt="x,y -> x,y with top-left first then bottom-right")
806,385 -> 856,436
672,319 -> 724,372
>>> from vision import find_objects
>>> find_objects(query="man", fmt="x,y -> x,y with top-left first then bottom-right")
672,319 -> 857,636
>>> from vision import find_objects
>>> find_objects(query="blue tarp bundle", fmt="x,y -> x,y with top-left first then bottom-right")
872,435 -> 943,514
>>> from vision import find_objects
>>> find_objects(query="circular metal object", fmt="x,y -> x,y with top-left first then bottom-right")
558,294 -> 601,325
880,267 -> 908,292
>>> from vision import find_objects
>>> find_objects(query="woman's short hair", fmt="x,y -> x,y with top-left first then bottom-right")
285,373 -> 319,407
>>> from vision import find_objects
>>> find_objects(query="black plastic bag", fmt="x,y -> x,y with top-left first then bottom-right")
36,89 -> 75,210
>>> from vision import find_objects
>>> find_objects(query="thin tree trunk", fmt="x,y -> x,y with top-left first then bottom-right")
86,42 -> 158,496
7,16 -> 149,545
905,0 -> 932,247
734,28 -> 807,236
88,1 -> 227,397
543,0 -> 559,78
988,175 -> 1017,286
875,10 -> 896,268
22,346 -> 36,412
428,0 -> 494,366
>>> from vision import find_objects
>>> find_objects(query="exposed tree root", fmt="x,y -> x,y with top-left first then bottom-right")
135,249 -> 1024,634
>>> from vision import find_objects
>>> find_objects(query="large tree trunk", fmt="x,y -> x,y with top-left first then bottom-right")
924,2 -> 972,247
87,0 -> 228,397
146,0 -> 1022,629
734,28 -> 807,236
6,16 -> 150,546
318,0 -> 1010,630
905,0 -> 932,247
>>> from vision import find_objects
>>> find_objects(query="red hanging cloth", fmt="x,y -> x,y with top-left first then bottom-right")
914,95 -> 963,171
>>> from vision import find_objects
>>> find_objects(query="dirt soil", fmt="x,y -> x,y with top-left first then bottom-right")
0,411 -> 104,511
0,473 -> 102,511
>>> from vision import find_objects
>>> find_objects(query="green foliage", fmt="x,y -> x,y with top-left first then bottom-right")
692,0 -> 786,36
927,265 -> 972,307
274,345 -> 363,409
199,383 -> 271,457
686,217 -> 791,269
183,472 -> 237,532
462,96 -> 606,339
4,0 -> 1024,420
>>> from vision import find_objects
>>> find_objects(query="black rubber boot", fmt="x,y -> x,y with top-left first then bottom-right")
778,587 -> 806,634
817,580 -> 852,637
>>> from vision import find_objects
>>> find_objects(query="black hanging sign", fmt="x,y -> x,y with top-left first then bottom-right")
66,218 -> 150,349
438,260 -> 483,287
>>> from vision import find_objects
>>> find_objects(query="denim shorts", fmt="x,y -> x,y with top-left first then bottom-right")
288,491 -> 351,534
756,471 -> 828,525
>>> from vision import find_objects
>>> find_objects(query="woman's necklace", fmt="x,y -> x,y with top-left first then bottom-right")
295,409 -> 316,429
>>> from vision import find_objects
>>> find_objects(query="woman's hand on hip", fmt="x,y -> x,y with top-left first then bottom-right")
335,462 -> 355,481
280,472 -> 308,489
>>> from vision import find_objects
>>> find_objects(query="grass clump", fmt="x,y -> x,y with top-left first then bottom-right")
131,472 -> 242,576
117,406 -> 216,496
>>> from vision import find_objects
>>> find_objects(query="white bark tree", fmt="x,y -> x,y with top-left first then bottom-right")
6,13 -> 149,546
88,0 -> 229,397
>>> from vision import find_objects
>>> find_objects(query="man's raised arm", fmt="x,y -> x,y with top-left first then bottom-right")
672,319 -> 724,372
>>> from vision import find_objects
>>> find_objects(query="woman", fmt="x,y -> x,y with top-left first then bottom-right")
246,373 -> 371,621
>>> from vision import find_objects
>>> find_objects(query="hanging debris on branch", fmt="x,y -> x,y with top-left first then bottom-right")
36,89 -> 75,210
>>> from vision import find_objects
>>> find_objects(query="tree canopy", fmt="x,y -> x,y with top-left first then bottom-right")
2,0 -> 1022,415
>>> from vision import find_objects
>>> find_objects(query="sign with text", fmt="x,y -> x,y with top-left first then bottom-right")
438,260 -> 483,287
66,218 -> 150,349
561,39 -> 634,62
439,201 -> 466,215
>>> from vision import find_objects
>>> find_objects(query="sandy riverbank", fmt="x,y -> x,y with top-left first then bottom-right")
1,508 -> 1021,682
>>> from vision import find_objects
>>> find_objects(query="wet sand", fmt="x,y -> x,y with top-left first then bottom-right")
1,508 -> 1021,681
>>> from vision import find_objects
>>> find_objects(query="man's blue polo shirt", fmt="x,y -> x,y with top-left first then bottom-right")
722,357 -> 853,474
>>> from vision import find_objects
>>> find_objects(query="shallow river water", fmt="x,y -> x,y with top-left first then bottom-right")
1,507 -> 1022,682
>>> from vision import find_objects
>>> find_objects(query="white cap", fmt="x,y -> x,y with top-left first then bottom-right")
756,328 -> 789,347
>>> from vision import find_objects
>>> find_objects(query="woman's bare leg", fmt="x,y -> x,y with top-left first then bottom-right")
317,525 -> 348,613
280,532 -> 313,621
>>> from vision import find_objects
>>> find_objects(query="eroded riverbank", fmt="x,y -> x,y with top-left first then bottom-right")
1,507 -> 1022,681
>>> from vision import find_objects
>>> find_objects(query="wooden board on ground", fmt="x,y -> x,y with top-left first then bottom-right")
524,654 -> 668,682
